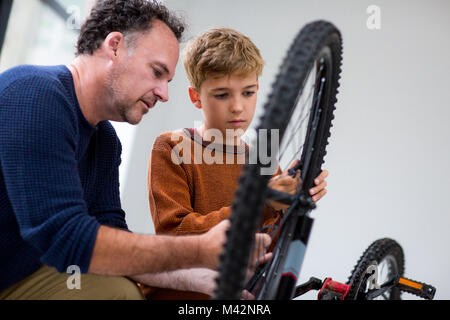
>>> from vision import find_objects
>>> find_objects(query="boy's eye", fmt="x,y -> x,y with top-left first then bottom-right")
214,93 -> 228,99
243,91 -> 256,97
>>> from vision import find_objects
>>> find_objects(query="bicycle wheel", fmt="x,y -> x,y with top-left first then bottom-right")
346,238 -> 405,300
214,20 -> 343,300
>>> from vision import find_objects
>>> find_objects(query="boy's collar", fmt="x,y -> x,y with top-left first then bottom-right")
183,128 -> 249,155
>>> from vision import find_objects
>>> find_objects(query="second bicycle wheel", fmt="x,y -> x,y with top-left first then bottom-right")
346,238 -> 405,300
214,20 -> 343,300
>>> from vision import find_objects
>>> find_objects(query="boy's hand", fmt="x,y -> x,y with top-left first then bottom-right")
309,169 -> 328,202
268,161 -> 329,210
267,161 -> 301,210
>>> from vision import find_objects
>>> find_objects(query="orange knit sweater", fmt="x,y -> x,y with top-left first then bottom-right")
146,128 -> 280,300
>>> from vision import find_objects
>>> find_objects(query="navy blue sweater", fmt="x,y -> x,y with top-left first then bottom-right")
0,65 -> 128,291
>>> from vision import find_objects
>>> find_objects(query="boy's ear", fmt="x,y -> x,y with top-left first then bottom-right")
188,87 -> 202,109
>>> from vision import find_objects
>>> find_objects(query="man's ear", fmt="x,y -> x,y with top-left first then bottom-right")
188,87 -> 202,109
103,32 -> 125,59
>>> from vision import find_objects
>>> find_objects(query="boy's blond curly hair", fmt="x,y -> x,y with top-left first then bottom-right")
183,28 -> 264,90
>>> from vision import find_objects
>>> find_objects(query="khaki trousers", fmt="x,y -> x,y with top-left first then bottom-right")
0,265 -> 145,300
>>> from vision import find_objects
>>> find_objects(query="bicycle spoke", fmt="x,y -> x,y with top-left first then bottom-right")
278,59 -> 327,172
278,73 -> 315,157
278,110 -> 310,162
278,73 -> 316,162
298,76 -> 326,178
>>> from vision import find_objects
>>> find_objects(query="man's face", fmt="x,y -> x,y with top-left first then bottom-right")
193,72 -> 259,143
106,19 -> 180,125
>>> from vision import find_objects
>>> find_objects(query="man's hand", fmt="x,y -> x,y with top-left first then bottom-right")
198,219 -> 230,269
241,251 -> 273,300
132,268 -> 218,296
250,234 -> 272,267
186,268 -> 218,296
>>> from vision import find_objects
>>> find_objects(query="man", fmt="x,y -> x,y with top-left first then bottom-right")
0,0 -> 270,299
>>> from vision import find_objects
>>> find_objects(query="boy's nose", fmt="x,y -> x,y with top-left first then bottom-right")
230,99 -> 244,113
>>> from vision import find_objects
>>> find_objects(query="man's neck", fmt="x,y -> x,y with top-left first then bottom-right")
68,56 -> 106,126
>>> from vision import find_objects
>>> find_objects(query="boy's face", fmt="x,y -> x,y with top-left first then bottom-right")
190,72 -> 258,143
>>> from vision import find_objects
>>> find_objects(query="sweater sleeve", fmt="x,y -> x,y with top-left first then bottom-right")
88,125 -> 128,231
148,136 -> 230,236
0,77 -> 100,273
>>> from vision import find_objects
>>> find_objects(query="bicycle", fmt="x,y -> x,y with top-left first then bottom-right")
213,20 -> 436,300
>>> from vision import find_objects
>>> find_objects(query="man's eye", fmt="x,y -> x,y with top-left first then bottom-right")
243,91 -> 255,97
153,68 -> 162,78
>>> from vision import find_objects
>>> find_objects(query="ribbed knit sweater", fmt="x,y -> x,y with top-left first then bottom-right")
0,65 -> 127,291
147,128 -> 281,299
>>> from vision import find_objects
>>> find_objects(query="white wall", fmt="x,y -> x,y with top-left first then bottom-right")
4,0 -> 446,300
121,0 -> 450,299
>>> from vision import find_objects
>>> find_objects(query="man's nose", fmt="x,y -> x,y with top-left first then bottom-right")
154,82 -> 169,102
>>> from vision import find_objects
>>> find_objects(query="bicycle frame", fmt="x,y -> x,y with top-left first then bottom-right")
273,204 -> 314,300
251,188 -> 316,299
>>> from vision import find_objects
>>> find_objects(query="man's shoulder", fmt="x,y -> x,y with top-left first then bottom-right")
0,64 -> 70,90
0,65 -> 78,126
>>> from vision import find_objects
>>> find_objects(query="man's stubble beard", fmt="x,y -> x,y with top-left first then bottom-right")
104,63 -> 138,125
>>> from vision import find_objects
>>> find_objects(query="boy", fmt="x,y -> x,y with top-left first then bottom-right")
146,28 -> 328,299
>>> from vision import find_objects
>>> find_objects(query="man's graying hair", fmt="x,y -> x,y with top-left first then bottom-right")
76,0 -> 185,56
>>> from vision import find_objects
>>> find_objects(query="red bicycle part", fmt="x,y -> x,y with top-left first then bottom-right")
318,278 -> 352,300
